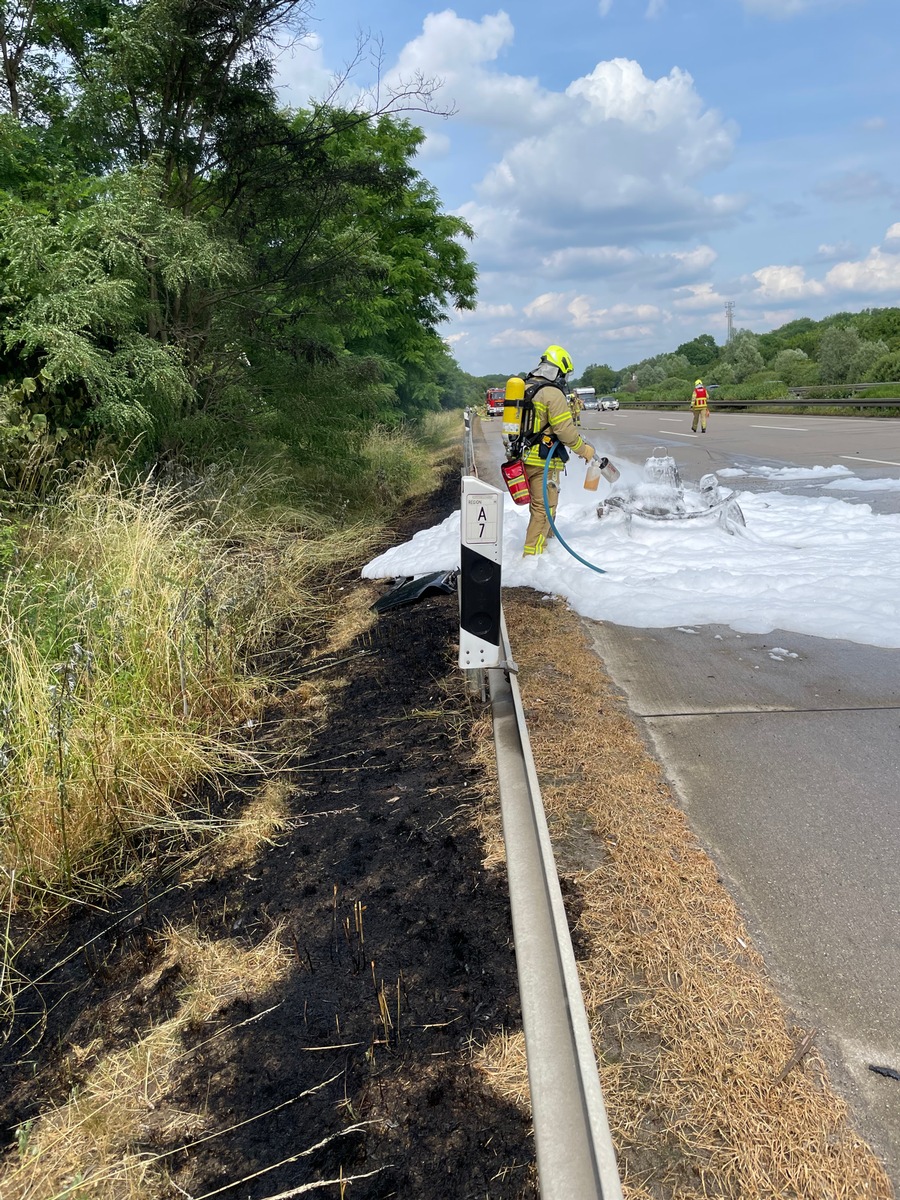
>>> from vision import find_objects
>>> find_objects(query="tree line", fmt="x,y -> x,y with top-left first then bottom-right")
0,0 -> 479,498
577,307 -> 900,397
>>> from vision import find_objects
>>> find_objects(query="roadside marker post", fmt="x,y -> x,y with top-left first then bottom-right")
459,476 -> 504,670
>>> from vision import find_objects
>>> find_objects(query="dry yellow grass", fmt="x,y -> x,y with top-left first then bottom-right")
319,581 -> 380,658
471,1027 -> 530,1112
472,589 -> 894,1200
1,924 -> 292,1200
213,779 -> 294,868
0,470 -> 377,914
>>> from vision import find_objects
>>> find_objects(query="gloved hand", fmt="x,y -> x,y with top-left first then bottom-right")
578,442 -> 595,462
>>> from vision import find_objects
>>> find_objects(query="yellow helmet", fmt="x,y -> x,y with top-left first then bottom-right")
695,379 -> 703,387
542,344 -> 575,376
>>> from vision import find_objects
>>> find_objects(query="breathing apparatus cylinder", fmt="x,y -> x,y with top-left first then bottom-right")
502,376 -> 526,437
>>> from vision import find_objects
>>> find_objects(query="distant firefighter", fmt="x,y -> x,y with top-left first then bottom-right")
691,379 -> 709,434
567,391 -> 583,426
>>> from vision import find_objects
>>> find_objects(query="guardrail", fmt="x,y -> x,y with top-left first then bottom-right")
789,381 -> 900,394
462,412 -> 623,1198
616,395 -> 900,408
463,407 -> 477,476
489,615 -> 623,1200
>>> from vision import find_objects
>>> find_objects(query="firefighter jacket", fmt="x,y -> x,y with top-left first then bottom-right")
691,386 -> 709,409
523,380 -> 592,469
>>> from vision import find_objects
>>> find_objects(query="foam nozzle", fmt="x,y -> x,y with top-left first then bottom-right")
594,456 -> 620,484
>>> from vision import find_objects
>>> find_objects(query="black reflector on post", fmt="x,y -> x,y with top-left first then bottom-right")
460,544 -> 500,643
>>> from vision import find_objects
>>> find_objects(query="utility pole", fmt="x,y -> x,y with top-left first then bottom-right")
724,301 -> 735,344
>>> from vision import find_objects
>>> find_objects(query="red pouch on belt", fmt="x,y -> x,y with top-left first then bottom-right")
501,458 -> 530,505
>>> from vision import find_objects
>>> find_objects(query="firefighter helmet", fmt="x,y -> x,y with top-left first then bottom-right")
542,345 -> 575,377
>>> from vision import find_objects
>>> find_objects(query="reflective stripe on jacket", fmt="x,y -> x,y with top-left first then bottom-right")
691,386 -> 709,408
523,381 -> 588,468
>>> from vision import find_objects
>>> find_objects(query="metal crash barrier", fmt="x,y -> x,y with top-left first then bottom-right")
463,406 -> 477,476
459,411 -> 623,1199
488,614 -> 623,1200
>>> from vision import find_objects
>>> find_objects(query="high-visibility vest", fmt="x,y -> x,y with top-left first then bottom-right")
692,386 -> 708,407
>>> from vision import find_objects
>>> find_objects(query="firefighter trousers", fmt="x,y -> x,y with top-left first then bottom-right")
523,463 -> 560,556
691,406 -> 708,432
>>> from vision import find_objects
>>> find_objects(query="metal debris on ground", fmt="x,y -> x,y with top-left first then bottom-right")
371,570 -> 458,613
868,1064 -> 900,1081
597,447 -> 746,534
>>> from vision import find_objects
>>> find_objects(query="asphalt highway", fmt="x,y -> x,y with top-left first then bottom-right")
477,408 -> 900,1182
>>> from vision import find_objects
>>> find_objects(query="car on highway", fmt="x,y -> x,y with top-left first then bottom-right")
599,396 -> 619,411
581,396 -> 599,410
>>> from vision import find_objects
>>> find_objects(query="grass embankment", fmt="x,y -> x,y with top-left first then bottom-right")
0,412 -> 458,924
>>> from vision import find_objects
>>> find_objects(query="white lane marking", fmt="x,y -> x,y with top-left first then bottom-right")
659,417 -> 684,422
839,455 -> 900,467
750,424 -> 808,431
662,431 -> 696,438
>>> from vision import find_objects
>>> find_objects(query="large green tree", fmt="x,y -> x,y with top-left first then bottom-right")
578,363 -> 619,392
676,334 -> 718,368
0,164 -> 240,461
726,330 -> 764,382
818,325 -> 861,384
1,0 -> 478,477
772,348 -> 816,386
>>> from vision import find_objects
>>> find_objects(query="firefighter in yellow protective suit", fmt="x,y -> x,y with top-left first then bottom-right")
522,346 -> 595,557
691,379 -> 709,433
568,391 -> 583,426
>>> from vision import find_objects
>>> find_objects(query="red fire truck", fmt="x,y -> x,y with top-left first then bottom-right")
485,387 -> 505,416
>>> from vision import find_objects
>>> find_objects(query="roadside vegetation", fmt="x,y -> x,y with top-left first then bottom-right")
0,412 -> 459,917
0,0 -> 476,936
615,311 -> 900,397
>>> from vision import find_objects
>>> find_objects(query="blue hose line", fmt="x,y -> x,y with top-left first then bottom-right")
542,439 -> 607,575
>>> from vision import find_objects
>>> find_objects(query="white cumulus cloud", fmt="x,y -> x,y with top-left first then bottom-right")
672,282 -> 730,312
386,11 -> 562,132
472,55 -> 739,254
569,299 -> 663,330
747,225 -> 900,306
273,32 -> 335,105
825,248 -> 900,293
752,265 -> 826,300
538,243 -> 717,287
488,327 -> 551,350
455,303 -> 517,321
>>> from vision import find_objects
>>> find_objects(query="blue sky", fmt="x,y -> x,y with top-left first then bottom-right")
275,0 -> 900,375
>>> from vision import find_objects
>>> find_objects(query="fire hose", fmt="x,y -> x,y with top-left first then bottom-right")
542,440 -> 607,576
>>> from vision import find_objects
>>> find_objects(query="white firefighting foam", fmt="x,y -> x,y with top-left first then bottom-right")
363,458 -> 900,649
